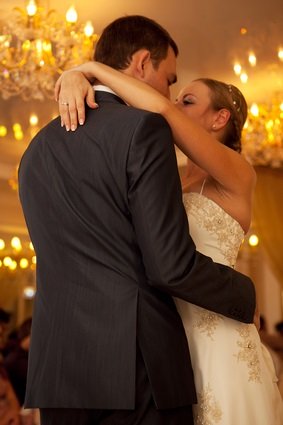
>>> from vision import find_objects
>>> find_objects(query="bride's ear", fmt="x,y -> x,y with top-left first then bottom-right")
213,108 -> 231,131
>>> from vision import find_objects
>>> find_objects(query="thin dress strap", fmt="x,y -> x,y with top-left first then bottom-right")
199,179 -> 206,195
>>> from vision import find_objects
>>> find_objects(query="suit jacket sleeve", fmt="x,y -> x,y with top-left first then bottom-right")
127,111 -> 256,323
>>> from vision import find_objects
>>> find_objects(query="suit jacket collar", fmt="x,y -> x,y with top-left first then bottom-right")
94,89 -> 127,106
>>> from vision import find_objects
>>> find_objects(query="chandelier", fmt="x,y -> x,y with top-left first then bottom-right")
0,0 -> 99,101
242,95 -> 283,168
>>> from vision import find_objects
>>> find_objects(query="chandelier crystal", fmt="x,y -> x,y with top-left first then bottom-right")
242,95 -> 283,168
0,1 -> 99,101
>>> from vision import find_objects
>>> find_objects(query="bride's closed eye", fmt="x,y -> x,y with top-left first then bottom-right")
182,96 -> 195,106
175,96 -> 194,106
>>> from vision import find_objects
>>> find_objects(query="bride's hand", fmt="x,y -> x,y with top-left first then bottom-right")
54,70 -> 98,131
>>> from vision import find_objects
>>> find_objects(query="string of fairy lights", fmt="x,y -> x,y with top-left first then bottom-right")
0,237 -> 36,270
0,111 -> 57,142
0,236 -> 36,298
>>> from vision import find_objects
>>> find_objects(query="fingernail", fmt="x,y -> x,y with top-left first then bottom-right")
61,121 -> 64,127
66,126 -> 70,132
71,125 -> 76,131
79,119 -> 84,125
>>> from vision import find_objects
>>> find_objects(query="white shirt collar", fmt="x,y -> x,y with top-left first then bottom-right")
93,84 -> 128,105
93,84 -> 117,95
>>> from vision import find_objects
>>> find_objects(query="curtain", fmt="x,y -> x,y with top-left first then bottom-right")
253,166 -> 283,287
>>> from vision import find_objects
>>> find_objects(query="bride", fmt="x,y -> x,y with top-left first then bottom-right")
55,62 -> 283,424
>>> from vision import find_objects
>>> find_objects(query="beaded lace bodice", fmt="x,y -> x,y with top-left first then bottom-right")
179,192 -> 283,425
182,192 -> 245,267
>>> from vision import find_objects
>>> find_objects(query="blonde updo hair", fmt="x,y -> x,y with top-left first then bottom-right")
194,78 -> 248,153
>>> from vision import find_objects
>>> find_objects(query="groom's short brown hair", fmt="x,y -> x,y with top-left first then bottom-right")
94,15 -> 178,70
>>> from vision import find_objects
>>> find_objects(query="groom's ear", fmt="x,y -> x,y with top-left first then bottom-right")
129,49 -> 151,80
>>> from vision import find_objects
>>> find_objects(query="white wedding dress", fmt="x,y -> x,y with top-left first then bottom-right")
174,190 -> 283,425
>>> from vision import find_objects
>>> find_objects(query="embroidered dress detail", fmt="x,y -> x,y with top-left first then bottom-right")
194,385 -> 223,425
193,310 -> 223,340
173,192 -> 283,424
182,193 -> 244,267
234,324 -> 261,383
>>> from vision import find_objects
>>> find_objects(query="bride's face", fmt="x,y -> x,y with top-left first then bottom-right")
175,81 -> 217,132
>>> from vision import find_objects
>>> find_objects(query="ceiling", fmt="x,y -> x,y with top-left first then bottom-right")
0,0 -> 283,238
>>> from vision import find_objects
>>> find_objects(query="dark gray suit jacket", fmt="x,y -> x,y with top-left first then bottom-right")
18,91 -> 255,409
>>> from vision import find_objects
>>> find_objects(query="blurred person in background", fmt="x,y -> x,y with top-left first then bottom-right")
4,318 -> 32,406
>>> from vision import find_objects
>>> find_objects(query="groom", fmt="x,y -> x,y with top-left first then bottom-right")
18,15 -> 256,425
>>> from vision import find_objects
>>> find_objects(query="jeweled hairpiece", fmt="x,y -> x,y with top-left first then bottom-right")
228,84 -> 241,113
